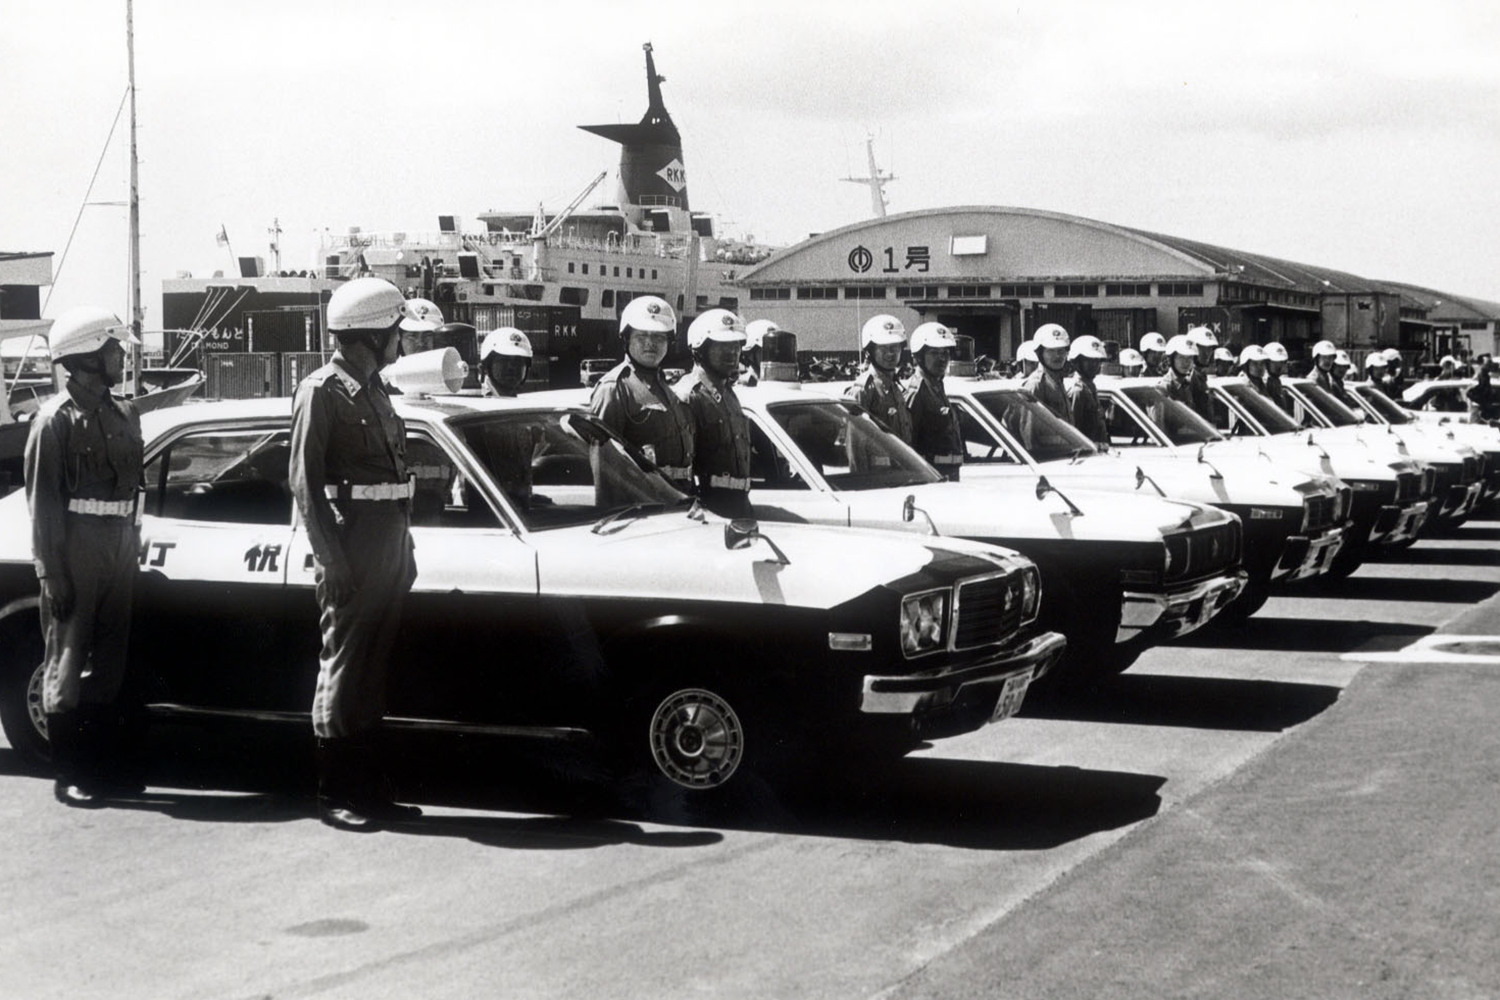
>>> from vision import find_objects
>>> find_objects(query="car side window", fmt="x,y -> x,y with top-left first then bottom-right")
1107,401 -> 1151,449
954,403 -> 1016,463
405,432 -> 501,529
144,428 -> 293,525
747,418 -> 808,490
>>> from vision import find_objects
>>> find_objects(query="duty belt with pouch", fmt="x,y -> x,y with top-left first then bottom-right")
707,474 -> 750,491
325,476 -> 416,503
67,494 -> 141,522
658,464 -> 693,481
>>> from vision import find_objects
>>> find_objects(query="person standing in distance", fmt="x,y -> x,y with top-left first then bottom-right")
847,314 -> 913,443
1022,323 -> 1072,422
1262,342 -> 1293,413
1139,332 -> 1168,377
590,296 -> 695,493
1014,340 -> 1039,378
676,309 -> 754,517
290,277 -> 423,832
25,308 -> 144,807
1309,340 -> 1351,403
1066,334 -> 1110,447
1158,335 -> 1205,414
904,322 -> 965,481
741,319 -> 781,386
1117,347 -> 1146,378
1212,346 -> 1236,377
479,327 -> 532,398
1332,350 -> 1354,394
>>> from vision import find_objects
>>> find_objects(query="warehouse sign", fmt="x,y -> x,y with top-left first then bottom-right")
846,245 -> 932,274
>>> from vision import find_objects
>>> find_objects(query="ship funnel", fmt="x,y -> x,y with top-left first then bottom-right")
579,43 -> 689,220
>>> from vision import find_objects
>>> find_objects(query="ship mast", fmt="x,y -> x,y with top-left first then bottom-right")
126,0 -> 142,394
841,135 -> 895,218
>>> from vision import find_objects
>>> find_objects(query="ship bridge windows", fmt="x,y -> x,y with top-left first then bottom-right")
560,287 -> 589,306
602,290 -> 614,309
845,286 -> 888,300
568,262 -> 575,274
798,287 -> 838,300
749,287 -> 792,301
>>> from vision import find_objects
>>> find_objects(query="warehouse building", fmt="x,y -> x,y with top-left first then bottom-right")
734,206 -> 1499,367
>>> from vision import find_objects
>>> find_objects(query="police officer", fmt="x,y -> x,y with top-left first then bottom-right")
1066,334 -> 1109,446
475,327 -> 543,507
25,307 -> 144,807
1332,350 -> 1354,389
1310,340 -> 1350,403
1014,340 -> 1039,378
1117,347 -> 1146,378
590,296 -> 695,493
1022,323 -> 1071,422
290,277 -> 423,832
479,327 -> 532,398
676,309 -> 754,517
1381,348 -> 1409,397
1239,344 -> 1269,390
904,322 -> 965,481
1212,346 -> 1236,377
1364,352 -> 1388,388
741,319 -> 781,386
1263,342 -> 1293,413
1159,334 -> 1213,421
1139,332 -> 1168,376
1185,327 -> 1219,412
847,314 -> 913,443
397,297 -> 444,355
1438,354 -> 1459,380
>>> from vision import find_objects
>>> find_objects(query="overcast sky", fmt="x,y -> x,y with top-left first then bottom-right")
3,0 -> 1498,326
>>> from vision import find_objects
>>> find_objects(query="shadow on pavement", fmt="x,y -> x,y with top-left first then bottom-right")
1299,577 -> 1500,603
1022,673 -> 1341,732
1175,616 -> 1433,653
1363,547 -> 1500,566
1441,525 -> 1500,541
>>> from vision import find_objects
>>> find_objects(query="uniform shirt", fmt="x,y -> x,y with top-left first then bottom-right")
903,369 -> 964,469
1188,367 -> 1217,422
1066,374 -> 1109,445
847,366 -> 913,443
1263,371 -> 1293,414
1313,366 -> 1353,405
1021,366 -> 1071,422
1157,368 -> 1205,419
674,366 -> 751,486
23,379 -> 143,582
589,360 -> 694,480
290,359 -> 408,577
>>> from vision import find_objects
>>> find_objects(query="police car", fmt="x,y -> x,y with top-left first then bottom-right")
0,391 -> 1066,794
533,384 -> 1246,680
1345,381 -> 1500,503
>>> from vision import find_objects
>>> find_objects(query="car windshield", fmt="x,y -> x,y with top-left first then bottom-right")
1352,385 -> 1414,424
1217,382 -> 1303,434
457,410 -> 687,530
765,399 -> 942,490
967,389 -> 1099,462
1118,386 -> 1224,445
1295,383 -> 1363,427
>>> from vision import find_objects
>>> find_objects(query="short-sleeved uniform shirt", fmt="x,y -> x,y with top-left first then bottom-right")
847,366 -> 913,443
674,367 -> 751,485
589,360 -> 694,481
1021,367 -> 1071,422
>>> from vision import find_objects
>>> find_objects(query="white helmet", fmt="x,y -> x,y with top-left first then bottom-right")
1213,346 -> 1235,363
619,295 -> 677,334
1382,347 -> 1402,364
47,306 -> 140,362
911,321 -> 958,353
1439,354 -> 1458,367
1186,326 -> 1218,348
327,277 -> 413,332
744,319 -> 781,350
1365,353 -> 1388,371
1068,334 -> 1107,360
480,327 -> 533,360
1032,323 -> 1070,350
1263,342 -> 1289,363
861,314 -> 907,348
1117,347 -> 1144,368
1334,350 -> 1352,367
399,298 -> 444,332
1311,340 -> 1337,357
687,309 -> 747,349
1139,332 -> 1167,353
1165,334 -> 1197,358
1238,344 -> 1267,365
1016,341 -> 1039,363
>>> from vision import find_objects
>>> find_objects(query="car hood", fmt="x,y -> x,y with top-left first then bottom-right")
1200,436 -> 1405,483
1313,425 -> 1477,464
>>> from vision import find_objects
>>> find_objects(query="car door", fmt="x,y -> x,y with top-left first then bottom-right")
137,423 -> 298,711
744,414 -> 851,526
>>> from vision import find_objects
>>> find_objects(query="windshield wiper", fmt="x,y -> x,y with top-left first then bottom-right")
591,502 -> 665,534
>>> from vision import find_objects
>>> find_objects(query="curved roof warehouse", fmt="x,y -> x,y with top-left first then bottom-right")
733,206 -> 1500,365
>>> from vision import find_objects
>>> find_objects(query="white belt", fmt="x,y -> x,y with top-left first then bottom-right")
67,497 -> 134,517
325,480 -> 415,501
931,454 -> 964,465
659,464 -> 692,480
708,475 -> 750,491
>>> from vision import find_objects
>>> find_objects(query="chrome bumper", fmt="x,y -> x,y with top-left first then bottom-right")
1271,526 -> 1345,582
1438,481 -> 1484,520
1370,500 -> 1429,544
1118,570 -> 1247,643
860,630 -> 1067,715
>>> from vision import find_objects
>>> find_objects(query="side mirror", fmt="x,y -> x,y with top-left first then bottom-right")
724,518 -> 760,550
902,494 -> 916,523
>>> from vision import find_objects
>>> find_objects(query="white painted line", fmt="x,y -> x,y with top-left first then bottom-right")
1344,634 -> 1500,664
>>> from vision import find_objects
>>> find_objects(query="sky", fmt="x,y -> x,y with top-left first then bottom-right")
3,0 -> 1499,329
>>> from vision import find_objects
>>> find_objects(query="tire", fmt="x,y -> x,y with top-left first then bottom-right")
622,672 -> 767,795
0,617 -> 50,766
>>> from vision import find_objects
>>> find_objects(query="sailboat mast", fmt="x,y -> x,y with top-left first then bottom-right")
126,0 -> 142,393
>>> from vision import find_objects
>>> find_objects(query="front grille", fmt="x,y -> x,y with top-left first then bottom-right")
1304,494 -> 1336,532
1165,521 -> 1241,582
953,573 -> 1024,650
1395,472 -> 1419,501
1336,486 -> 1352,521
1421,467 -> 1437,495
1462,456 -> 1479,483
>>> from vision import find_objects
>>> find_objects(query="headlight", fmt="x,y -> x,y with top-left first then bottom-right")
1020,566 -> 1041,623
900,590 -> 949,656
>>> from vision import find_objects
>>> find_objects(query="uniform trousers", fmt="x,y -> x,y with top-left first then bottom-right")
40,515 -> 138,715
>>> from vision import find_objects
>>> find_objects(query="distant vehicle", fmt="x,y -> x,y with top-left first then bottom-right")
579,357 -> 616,387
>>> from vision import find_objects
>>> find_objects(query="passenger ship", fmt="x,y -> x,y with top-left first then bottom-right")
160,44 -> 773,393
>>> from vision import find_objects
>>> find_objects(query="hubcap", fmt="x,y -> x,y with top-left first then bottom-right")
26,663 -> 48,741
648,688 -> 744,790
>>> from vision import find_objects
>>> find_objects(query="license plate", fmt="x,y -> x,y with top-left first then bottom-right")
990,667 -> 1035,722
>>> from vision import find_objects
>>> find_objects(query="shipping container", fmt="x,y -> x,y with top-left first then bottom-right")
280,352 -> 329,397
207,353 -> 279,400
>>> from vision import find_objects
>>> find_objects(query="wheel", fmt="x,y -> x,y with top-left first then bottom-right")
0,618 -> 50,765
641,683 -> 750,792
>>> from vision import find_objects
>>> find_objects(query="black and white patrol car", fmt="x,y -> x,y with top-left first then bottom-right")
0,393 -> 1066,793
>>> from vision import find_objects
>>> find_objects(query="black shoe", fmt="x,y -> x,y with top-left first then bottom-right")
318,797 -> 380,832
54,780 -> 105,809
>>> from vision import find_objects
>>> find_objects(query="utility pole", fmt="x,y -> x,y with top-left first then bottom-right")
126,0 -> 142,393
